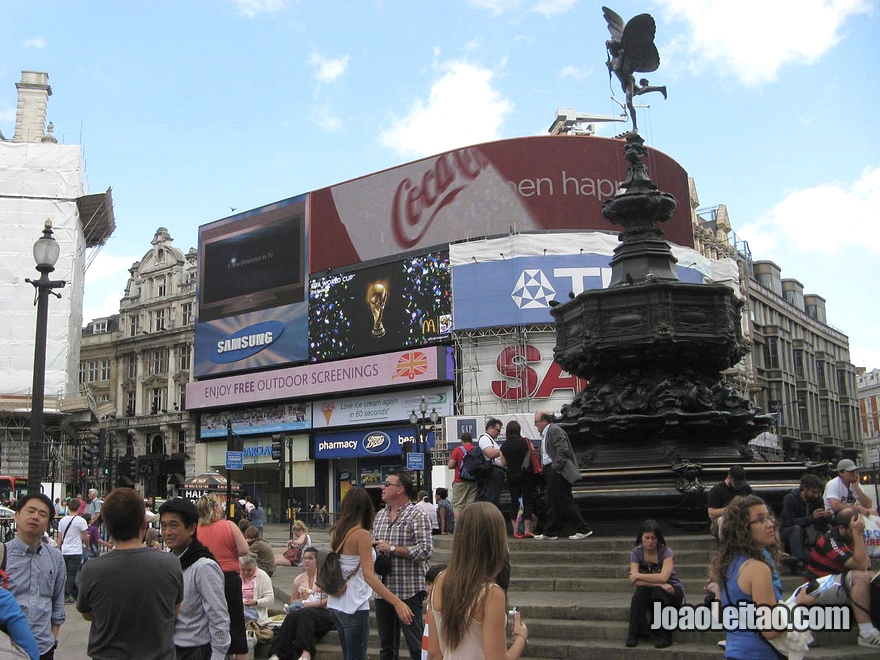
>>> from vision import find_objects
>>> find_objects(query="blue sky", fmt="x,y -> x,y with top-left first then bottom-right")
2,0 -> 879,369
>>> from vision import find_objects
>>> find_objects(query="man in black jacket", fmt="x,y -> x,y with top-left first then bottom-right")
780,473 -> 832,564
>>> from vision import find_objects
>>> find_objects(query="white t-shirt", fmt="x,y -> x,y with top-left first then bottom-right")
58,514 -> 88,556
823,476 -> 857,509
478,433 -> 503,468
415,500 -> 439,531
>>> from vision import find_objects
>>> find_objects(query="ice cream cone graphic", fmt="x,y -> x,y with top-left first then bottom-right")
322,403 -> 335,425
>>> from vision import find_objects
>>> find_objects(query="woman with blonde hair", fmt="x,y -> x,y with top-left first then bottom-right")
711,494 -> 783,659
327,487 -> 413,660
276,519 -> 311,566
197,494 -> 251,660
427,502 -> 528,659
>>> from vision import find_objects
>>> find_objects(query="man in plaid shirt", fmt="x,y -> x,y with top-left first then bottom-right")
372,470 -> 433,659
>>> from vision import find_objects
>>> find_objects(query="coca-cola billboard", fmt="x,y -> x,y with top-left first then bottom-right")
309,135 -> 692,273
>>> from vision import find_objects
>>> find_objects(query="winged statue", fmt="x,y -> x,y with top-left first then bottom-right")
602,6 -> 667,133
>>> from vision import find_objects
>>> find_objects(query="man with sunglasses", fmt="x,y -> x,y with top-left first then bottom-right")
372,470 -> 433,659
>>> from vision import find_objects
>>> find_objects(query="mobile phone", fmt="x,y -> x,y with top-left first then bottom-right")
507,606 -> 518,631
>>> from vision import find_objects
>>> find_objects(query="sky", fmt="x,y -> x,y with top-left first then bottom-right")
2,0 -> 879,370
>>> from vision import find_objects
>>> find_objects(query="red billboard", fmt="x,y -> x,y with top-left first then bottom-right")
309,135 -> 692,273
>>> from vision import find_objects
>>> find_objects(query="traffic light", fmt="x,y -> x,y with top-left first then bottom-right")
272,435 -> 284,461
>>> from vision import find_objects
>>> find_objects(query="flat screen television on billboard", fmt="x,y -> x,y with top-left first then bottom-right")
308,250 -> 451,362
198,201 -> 305,322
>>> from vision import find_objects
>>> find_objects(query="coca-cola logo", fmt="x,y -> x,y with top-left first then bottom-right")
391,148 -> 489,249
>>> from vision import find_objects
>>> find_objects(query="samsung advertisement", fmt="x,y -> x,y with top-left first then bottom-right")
194,195 -> 309,377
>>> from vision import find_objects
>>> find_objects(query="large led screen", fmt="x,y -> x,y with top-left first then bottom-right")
308,250 -> 451,362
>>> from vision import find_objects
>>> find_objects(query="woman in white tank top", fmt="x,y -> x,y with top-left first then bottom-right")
426,502 -> 528,659
326,488 -> 413,660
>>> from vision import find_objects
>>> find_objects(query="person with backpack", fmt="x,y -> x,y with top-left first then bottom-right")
477,418 -> 506,511
446,432 -> 480,521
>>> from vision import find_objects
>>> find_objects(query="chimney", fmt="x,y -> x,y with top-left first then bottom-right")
13,71 -> 52,143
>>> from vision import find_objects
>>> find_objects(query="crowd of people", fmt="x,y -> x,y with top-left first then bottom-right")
0,433 -> 877,659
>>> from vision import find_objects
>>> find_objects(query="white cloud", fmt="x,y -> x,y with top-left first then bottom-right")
469,0 -> 523,14
309,53 -> 350,83
85,252 -> 137,287
231,0 -> 287,17
83,293 -> 124,325
24,38 -> 46,49
312,104 -> 343,132
757,167 -> 880,253
656,0 -> 870,85
559,64 -> 591,80
378,60 -> 513,158
532,0 -> 577,17
735,224 -> 778,257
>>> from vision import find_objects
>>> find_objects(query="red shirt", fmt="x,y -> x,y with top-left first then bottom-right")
198,520 -> 241,572
449,443 -> 473,483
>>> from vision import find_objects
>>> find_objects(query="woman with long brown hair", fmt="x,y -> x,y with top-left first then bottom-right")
326,487 -> 413,660
197,494 -> 251,660
711,494 -> 782,659
427,501 -> 528,659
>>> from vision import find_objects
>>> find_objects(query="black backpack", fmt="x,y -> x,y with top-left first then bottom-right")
316,528 -> 360,597
460,442 -> 492,481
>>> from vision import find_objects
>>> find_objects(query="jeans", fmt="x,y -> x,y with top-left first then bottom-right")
781,525 -> 809,562
329,608 -> 370,660
376,593 -> 424,660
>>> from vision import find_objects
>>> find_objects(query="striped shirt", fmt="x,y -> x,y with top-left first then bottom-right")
806,529 -> 852,579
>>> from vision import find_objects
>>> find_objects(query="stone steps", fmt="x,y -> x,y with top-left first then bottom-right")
266,530 -> 876,659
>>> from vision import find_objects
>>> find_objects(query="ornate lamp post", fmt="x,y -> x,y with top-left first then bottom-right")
409,397 -> 439,498
25,220 -> 66,493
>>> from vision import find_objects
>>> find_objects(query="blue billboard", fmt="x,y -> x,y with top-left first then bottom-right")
194,194 -> 309,377
314,425 -> 435,460
452,252 -> 704,330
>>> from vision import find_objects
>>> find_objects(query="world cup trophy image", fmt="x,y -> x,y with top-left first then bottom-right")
367,280 -> 389,338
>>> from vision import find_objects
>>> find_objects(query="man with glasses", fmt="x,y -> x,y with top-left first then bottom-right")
5,493 -> 66,660
796,508 -> 880,648
532,412 -> 593,541
824,459 -> 878,516
477,417 -> 506,510
372,470 -> 432,659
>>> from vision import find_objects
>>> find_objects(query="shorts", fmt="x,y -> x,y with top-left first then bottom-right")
452,481 -> 478,512
799,572 -> 853,605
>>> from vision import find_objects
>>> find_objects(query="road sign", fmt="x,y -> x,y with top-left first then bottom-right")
226,451 -> 244,471
406,452 -> 424,471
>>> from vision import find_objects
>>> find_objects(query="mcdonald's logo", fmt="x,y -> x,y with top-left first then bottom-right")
421,318 -> 438,335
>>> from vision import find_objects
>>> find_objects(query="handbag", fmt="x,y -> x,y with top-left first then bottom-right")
520,438 -> 543,474
283,543 -> 304,564
374,552 -> 392,577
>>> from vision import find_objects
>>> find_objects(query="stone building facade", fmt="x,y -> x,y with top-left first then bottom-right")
78,228 -> 197,498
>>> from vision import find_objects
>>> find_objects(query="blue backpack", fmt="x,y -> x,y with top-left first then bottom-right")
459,442 -> 492,481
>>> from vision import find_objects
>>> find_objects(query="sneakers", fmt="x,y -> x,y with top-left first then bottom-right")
533,534 -> 558,540
513,532 -> 525,539
569,530 -> 594,540
858,629 -> 880,647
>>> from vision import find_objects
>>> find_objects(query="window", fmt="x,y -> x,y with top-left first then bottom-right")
126,390 -> 136,416
79,362 -> 87,385
127,354 -> 137,379
129,315 -> 139,337
178,344 -> 191,371
88,360 -> 99,382
150,387 -> 166,415
98,394 -> 110,403
179,387 -> 186,412
181,302 -> 193,326
100,359 -> 111,381
157,277 -> 166,297
837,370 -> 848,396
150,349 -> 167,375
816,360 -> 827,389
93,320 -> 108,333
152,309 -> 166,332
177,428 -> 186,454
763,337 -> 780,369
793,350 -> 804,378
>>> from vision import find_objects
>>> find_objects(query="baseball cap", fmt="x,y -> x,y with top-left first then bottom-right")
836,459 -> 858,472
729,465 -> 747,487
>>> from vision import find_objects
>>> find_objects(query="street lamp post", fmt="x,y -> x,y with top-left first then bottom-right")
410,397 -> 439,500
25,220 -> 66,493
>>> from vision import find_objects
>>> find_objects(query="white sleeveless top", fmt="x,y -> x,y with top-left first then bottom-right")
326,549 -> 374,614
430,583 -> 499,659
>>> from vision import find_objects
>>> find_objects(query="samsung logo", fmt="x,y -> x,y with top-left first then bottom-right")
362,432 -> 391,454
211,321 -> 285,364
